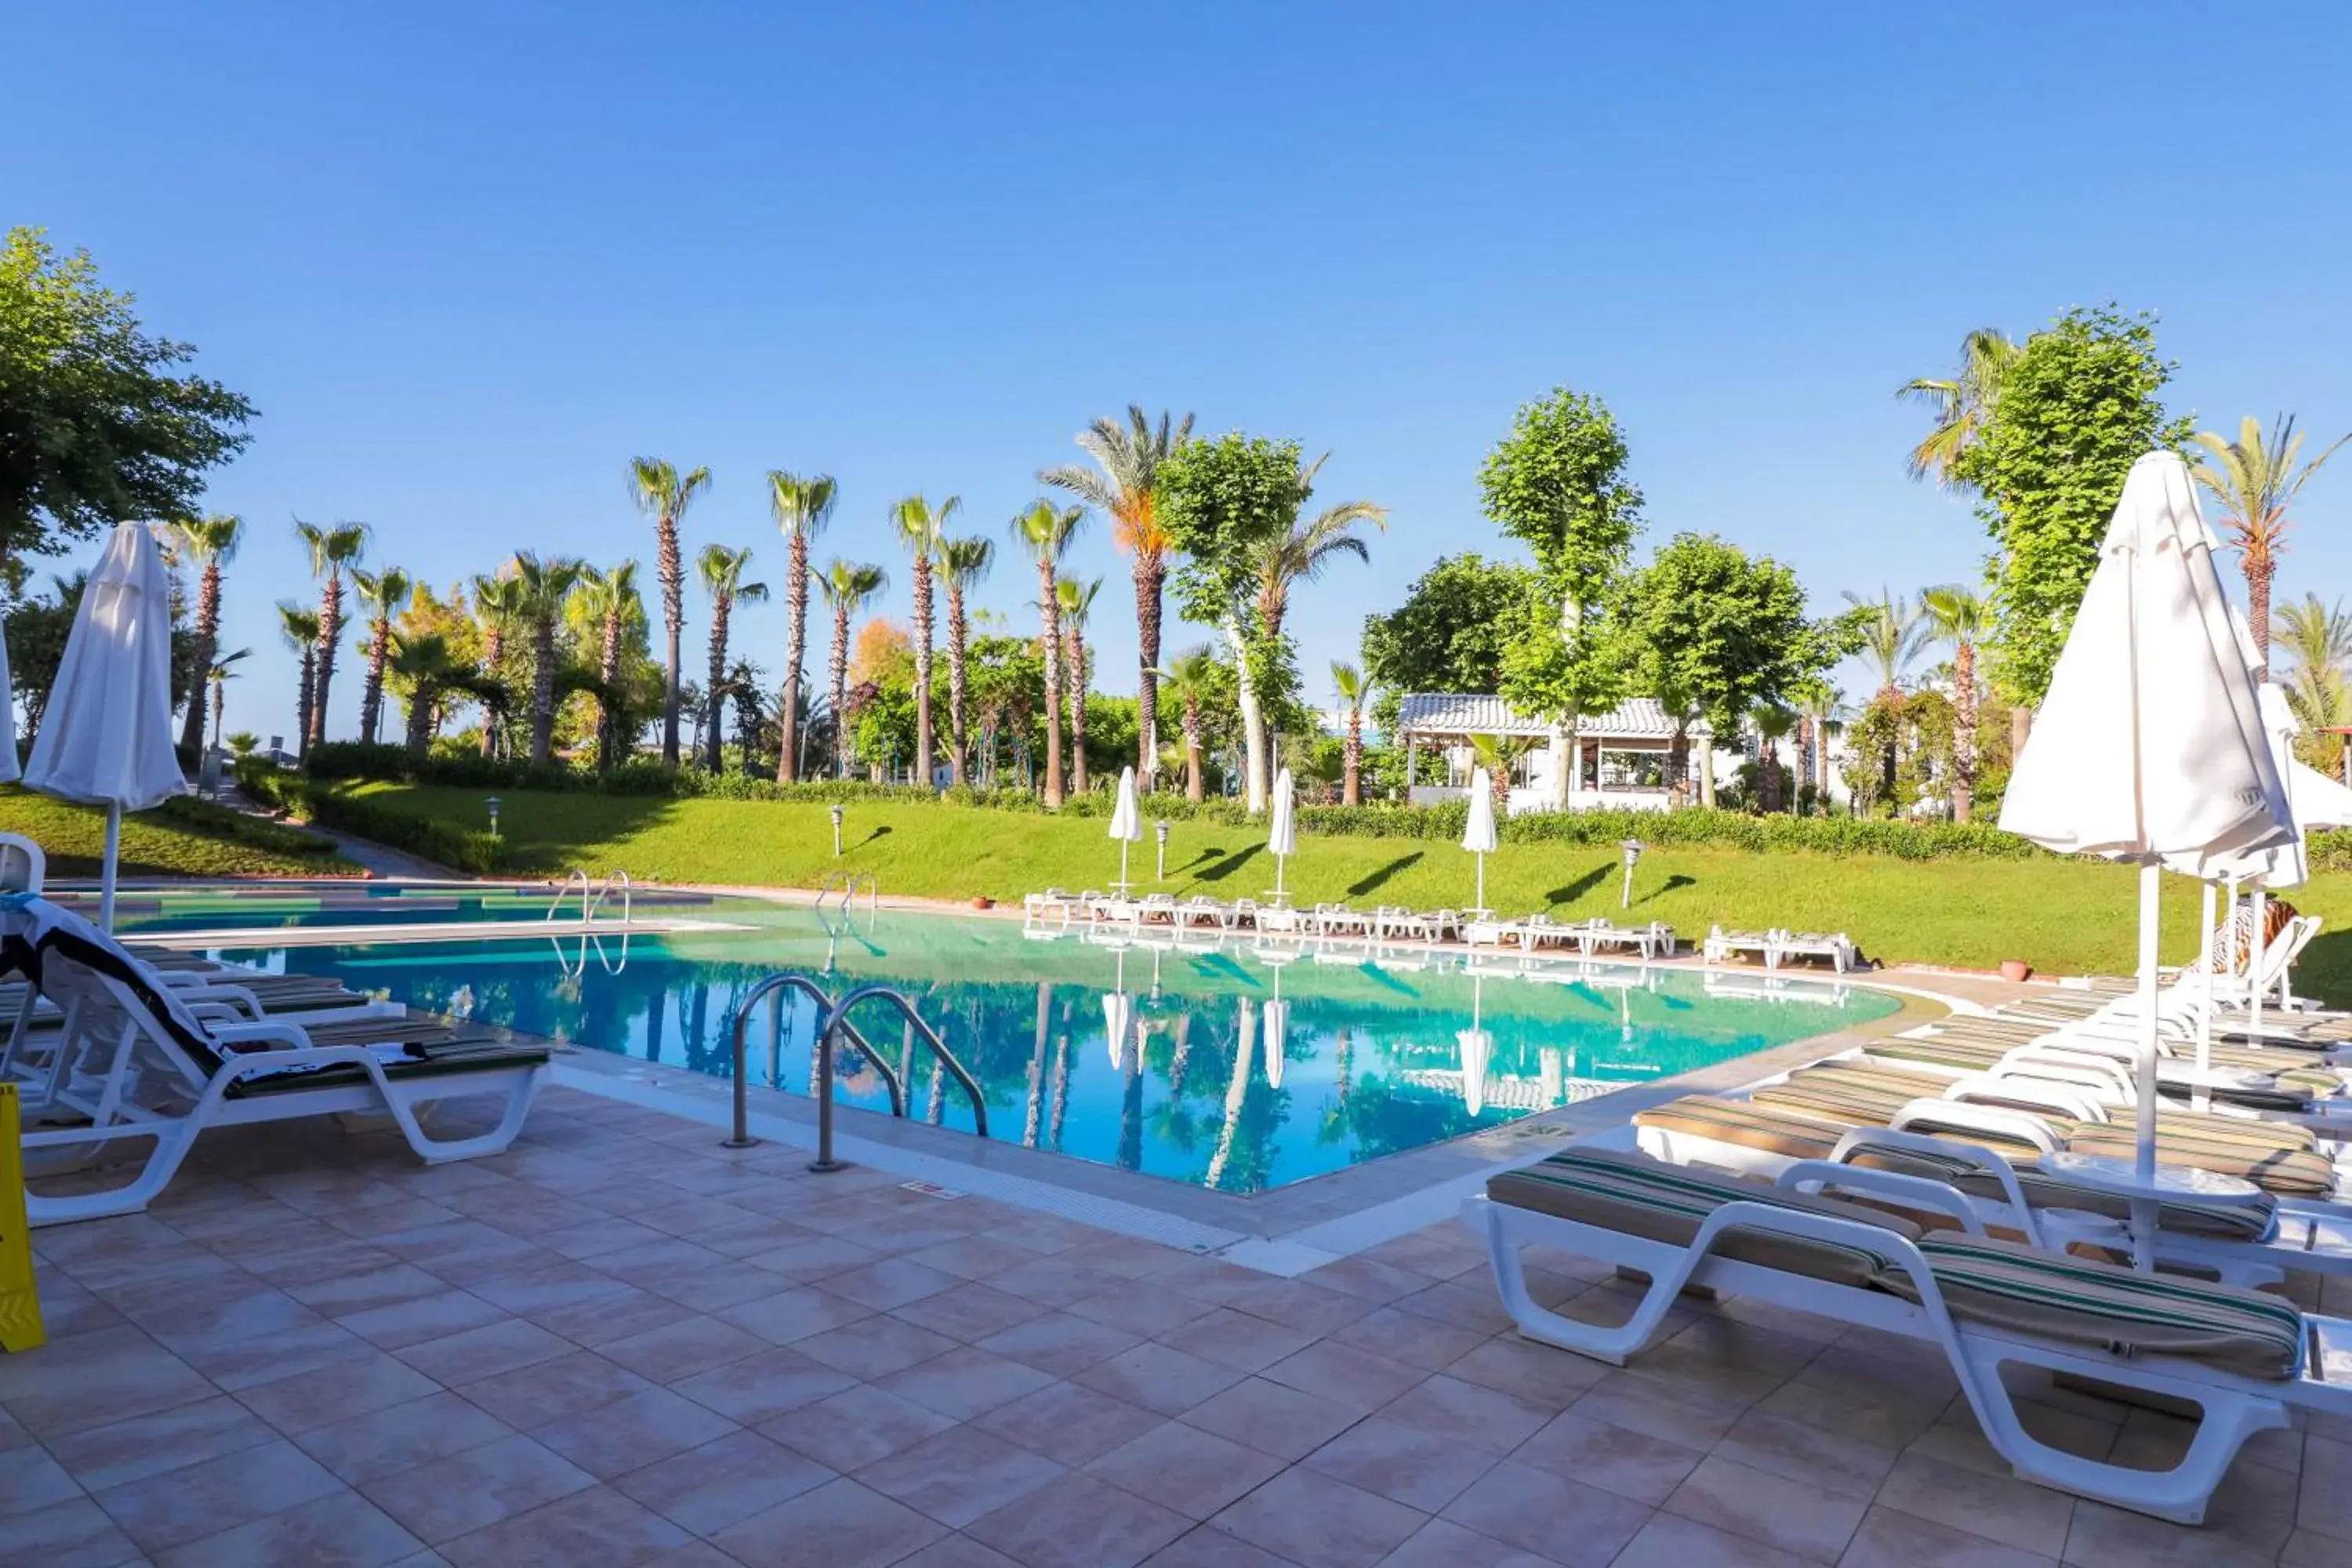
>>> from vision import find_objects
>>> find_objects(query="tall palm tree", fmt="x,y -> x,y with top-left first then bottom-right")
768,470 -> 837,782
891,495 -> 958,790
171,514 -> 241,754
1752,703 -> 1796,813
206,647 -> 249,750
938,535 -> 993,787
628,456 -> 713,764
1897,328 -> 2019,489
350,565 -> 412,748
1040,405 -> 1194,787
1254,458 -> 1388,645
1057,576 -> 1101,795
1842,587 -> 1929,703
1919,584 -> 1989,822
817,560 -> 888,778
1467,734 -> 1526,815
292,519 -> 368,752
275,601 -> 321,753
1789,677 -> 1844,805
2193,415 -> 2350,673
2276,594 -> 2352,684
1011,500 -> 1087,806
697,544 -> 768,771
1161,646 -> 1219,802
389,632 -> 463,760
1331,661 -> 1373,805
575,561 -> 638,769
470,572 -> 528,760
510,552 -> 586,764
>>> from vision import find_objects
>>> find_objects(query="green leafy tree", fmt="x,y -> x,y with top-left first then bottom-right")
1359,553 -> 1540,732
2191,414 -> 2349,672
1478,388 -> 1643,808
1618,533 -> 1853,807
171,514 -> 242,754
293,519 -> 367,752
817,560 -> 888,776
1041,405 -> 1192,786
1919,583 -> 1990,821
628,456 -> 711,766
1009,499 -> 1087,805
967,627 -> 1046,789
696,544 -> 768,771
938,536 -> 993,786
350,565 -> 412,748
4,572 -> 83,741
891,494 -> 958,790
1156,434 -> 1315,811
1897,328 -> 2019,489
0,228 -> 256,586
766,470 -> 837,782
1951,307 -> 2191,734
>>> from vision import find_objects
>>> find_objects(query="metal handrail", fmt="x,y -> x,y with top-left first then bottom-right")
722,974 -> 908,1161
815,985 -> 986,1166
586,869 -> 633,927
545,868 -> 592,924
815,870 -> 878,916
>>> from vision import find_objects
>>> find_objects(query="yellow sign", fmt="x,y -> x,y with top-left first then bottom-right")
0,1082 -> 44,1352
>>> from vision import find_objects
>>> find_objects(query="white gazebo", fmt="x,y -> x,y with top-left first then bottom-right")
1396,693 -> 1723,815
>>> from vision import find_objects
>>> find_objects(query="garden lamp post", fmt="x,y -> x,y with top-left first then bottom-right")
1155,820 -> 1170,880
1619,838 -> 1643,909
829,804 -> 844,858
485,796 -> 502,838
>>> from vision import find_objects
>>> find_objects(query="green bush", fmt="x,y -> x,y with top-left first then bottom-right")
238,762 -> 508,873
298,742 -> 938,805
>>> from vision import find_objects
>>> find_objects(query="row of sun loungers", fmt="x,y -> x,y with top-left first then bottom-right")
1700,924 -> 1858,971
1022,887 -> 1679,960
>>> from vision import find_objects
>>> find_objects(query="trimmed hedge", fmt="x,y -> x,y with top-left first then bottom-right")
238,764 -> 508,873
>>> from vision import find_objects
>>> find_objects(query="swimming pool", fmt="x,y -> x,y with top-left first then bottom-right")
209,908 -> 1898,1192
67,880 -> 720,935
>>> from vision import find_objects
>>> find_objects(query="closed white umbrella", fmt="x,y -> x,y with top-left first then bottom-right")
1107,766 -> 1142,893
24,523 -> 186,928
2000,452 -> 2292,1244
1265,767 -> 1297,904
1461,768 -> 1499,914
1102,991 -> 1133,1073
1457,974 -> 1492,1115
1261,950 -> 1291,1088
2292,760 -> 2352,827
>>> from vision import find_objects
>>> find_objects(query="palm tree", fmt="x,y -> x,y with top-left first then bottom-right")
938,536 -> 993,787
470,572 -> 528,760
1162,646 -> 1219,802
206,647 -> 249,749
2277,593 -> 2352,682
628,456 -> 713,764
1752,703 -> 1796,813
292,519 -> 368,752
1254,459 -> 1388,645
510,552 -> 586,764
1789,677 -> 1845,806
767,470 -> 837,782
1056,576 -> 1101,795
350,565 -> 413,748
171,514 -> 241,755
2193,415 -> 2350,672
1897,328 -> 2019,489
1843,588 -> 1929,703
890,495 -> 958,791
1011,500 -> 1087,806
276,601 -> 321,753
817,560 -> 888,778
1467,734 -> 1526,815
389,632 -> 464,760
575,561 -> 638,769
1919,584 -> 1989,822
697,544 -> 768,771
1040,405 -> 1194,787
1331,661 -> 1373,805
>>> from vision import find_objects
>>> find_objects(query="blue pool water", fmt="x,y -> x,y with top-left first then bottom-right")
210,908 -> 1897,1192
70,880 -> 716,934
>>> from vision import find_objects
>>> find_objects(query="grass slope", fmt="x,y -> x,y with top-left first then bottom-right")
348,782 -> 2352,999
0,787 -> 357,880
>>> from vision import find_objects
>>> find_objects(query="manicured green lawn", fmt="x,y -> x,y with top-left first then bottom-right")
0,786 -> 357,880
347,782 -> 2352,1000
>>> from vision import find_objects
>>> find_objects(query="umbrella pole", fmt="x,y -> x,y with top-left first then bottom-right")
2132,861 -> 2161,1269
1275,854 -> 1285,903
2194,880 -> 2216,1113
1475,854 -> 1485,916
2250,884 -> 2268,1045
101,801 -> 122,931
1119,841 -> 1131,895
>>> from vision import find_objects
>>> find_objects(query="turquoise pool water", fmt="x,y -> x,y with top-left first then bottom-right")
211,909 -> 1898,1192
65,880 -> 720,935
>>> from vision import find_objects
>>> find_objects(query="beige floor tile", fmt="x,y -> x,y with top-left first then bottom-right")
667,1344 -> 858,1425
2060,1497 -> 2275,1568
40,1395 -> 278,1493
1300,1415 -> 1497,1514
1218,1279 -> 1374,1338
0,1494 -> 147,1567
1663,1453 -> 1867,1563
2281,1526 -> 2352,1566
613,1429 -> 833,1536
858,1423 -> 1065,1528
742,1234 -> 884,1282
1371,1516 -> 1557,1566
973,1379 -> 1165,1468
977,1308 -> 1145,1376
1871,1450 -> 2074,1558
0,1443 -> 80,1517
1155,1308 -> 1319,1374
336,1289 -> 510,1352
1442,1335 -> 1608,1409
711,1283 -> 874,1346
1181,1377 -> 1365,1462
1208,1465 -> 1425,1568
1567,1370 -> 1741,1451
284,1260 -> 452,1319
154,1489 -> 423,1568
1256,1342 -> 1424,1414
0,1324 -> 220,1439
1838,1505 -> 2058,1568
1087,1420 -> 1286,1519
821,1258 -> 964,1312
234,1348 -> 443,1435
1712,1406 -> 1900,1503
292,1391 -> 514,1486
710,1475 -> 946,1568
967,1470 -> 1190,1568
1324,1307 -> 1485,1374
794,1314 -> 960,1379
898,1534 -> 1025,1567
891,1282 -> 1051,1344
1441,1459 -> 1652,1566
593,1313 -> 771,1382
1079,1342 -> 1250,1417
1377,1373 -> 1551,1451
873,1343 -> 1059,1421
90,1436 -> 345,1552
1510,1409 -> 1703,1505
456,1348 -> 652,1429
759,1385 -> 959,1470
1065,1286 -> 1219,1338
523,1285 -> 699,1348
360,1432 -> 595,1544
1613,1510 -> 1811,1568
394,1317 -> 574,1385
438,1484 -> 691,1568
529,1385 -> 738,1480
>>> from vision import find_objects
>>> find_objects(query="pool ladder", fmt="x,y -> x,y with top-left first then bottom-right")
546,869 -> 633,928
724,975 -> 986,1171
815,870 -> 877,917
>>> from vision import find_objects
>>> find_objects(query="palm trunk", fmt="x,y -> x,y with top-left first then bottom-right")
308,577 -> 342,751
830,606 -> 852,779
946,583 -> 970,788
2249,559 -> 2274,682
209,676 -> 225,747
597,610 -> 623,770
530,617 -> 558,764
911,557 -> 935,790
295,651 -> 314,758
479,623 -> 505,760
1039,562 -> 1065,807
359,617 -> 391,746
705,593 -> 731,771
1951,641 -> 1976,823
1134,554 -> 1163,789
1760,742 -> 1780,812
1067,628 -> 1089,797
179,561 -> 221,755
1222,615 -> 1266,813
777,537 -> 808,782
406,688 -> 434,760
658,514 -> 683,766
1342,710 -> 1362,806
1183,695 -> 1204,801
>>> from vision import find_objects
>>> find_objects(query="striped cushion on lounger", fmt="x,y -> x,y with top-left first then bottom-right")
1487,1145 -> 1920,1287
1832,1134 -> 2279,1243
2063,1126 -> 2339,1197
1888,1232 -> 2305,1380
1632,1096 -> 1847,1160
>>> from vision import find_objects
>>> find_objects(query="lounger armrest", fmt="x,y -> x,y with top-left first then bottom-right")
210,1019 -> 319,1052
1831,1125 -> 2044,1245
169,983 -> 266,1018
1777,1160 -> 1990,1236
1945,1073 -> 2105,1123
1889,1098 -> 2067,1156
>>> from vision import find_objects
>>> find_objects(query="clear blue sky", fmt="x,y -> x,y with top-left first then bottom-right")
11,2 -> 2350,744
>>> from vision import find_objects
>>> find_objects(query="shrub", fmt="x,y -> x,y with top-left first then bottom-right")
238,761 -> 507,873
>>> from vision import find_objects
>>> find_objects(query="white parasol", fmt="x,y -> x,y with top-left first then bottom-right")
1457,971 -> 1493,1115
1461,767 -> 1499,915
23,523 -> 187,928
1265,767 -> 1297,903
1107,765 -> 1142,892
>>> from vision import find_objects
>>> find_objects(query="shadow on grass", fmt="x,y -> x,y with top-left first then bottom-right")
2301,927 -> 2352,1010
1543,864 -> 1614,906
851,825 -> 895,851
1174,848 -> 1227,877
1349,851 -> 1424,898
1195,844 -> 1263,885
1639,873 -> 1697,906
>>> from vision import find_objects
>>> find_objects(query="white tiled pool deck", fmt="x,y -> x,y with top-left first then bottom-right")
6,1084 -> 2350,1568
